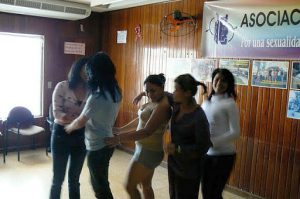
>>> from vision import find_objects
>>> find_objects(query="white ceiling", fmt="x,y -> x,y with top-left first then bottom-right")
64,0 -> 181,13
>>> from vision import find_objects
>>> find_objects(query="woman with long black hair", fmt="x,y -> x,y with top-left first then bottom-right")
65,52 -> 122,199
201,68 -> 240,199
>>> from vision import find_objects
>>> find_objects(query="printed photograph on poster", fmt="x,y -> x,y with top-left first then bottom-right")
191,59 -> 217,82
252,60 -> 289,89
219,59 -> 250,85
166,58 -> 191,93
287,90 -> 300,120
291,61 -> 300,90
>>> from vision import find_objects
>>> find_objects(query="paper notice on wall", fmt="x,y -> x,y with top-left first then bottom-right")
64,42 -> 85,55
117,30 -> 127,44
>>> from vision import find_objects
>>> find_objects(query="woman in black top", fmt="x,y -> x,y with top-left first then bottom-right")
165,74 -> 211,199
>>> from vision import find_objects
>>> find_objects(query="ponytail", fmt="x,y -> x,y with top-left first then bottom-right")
196,81 -> 207,94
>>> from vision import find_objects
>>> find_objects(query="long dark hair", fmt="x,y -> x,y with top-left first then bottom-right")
68,57 -> 89,90
208,68 -> 237,100
144,73 -> 166,88
86,52 -> 122,102
174,74 -> 207,96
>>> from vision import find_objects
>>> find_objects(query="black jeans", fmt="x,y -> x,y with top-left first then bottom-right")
87,147 -> 114,199
168,163 -> 201,199
201,154 -> 236,199
50,123 -> 86,199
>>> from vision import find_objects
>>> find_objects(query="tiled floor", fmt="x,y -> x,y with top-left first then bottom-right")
0,149 -> 255,199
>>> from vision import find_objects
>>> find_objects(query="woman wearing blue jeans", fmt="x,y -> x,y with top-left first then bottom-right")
65,52 -> 122,199
50,57 -> 89,199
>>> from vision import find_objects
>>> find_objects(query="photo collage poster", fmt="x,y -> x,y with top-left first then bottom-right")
219,59 -> 250,85
252,60 -> 289,89
191,59 -> 218,82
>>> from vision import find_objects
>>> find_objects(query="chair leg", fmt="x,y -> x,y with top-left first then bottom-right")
32,136 -> 36,150
2,136 -> 4,163
45,134 -> 48,156
3,135 -> 5,163
17,134 -> 20,162
5,132 -> 8,155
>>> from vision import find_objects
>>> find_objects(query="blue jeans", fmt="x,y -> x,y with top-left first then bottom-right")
87,147 -> 114,199
50,123 -> 86,199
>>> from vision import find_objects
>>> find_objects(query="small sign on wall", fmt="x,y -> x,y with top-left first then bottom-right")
117,30 -> 127,44
64,42 -> 85,55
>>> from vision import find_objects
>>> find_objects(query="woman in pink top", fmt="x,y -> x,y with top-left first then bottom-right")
50,57 -> 89,199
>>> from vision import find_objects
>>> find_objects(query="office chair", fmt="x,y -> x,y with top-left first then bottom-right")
4,106 -> 48,161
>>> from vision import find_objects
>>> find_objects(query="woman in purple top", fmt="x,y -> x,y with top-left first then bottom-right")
165,74 -> 211,199
50,57 -> 89,199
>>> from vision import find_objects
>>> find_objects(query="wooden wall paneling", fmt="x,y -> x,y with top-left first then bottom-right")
114,10 -> 128,126
242,86 -> 258,190
285,119 -> 296,199
277,90 -> 291,199
142,5 -> 150,76
229,85 -> 239,185
237,85 -> 252,190
232,84 -> 248,187
264,90 -> 278,198
249,87 -> 264,194
153,3 -> 160,75
157,4 -> 165,75
280,90 -> 292,199
168,2 -> 176,59
270,89 -> 283,199
158,4 -> 164,75
259,88 -> 272,197
138,6 -> 146,106
292,121 -> 300,199
133,6 -> 144,104
125,8 -> 136,108
289,120 -> 300,198
259,88 -> 269,195
149,4 -> 156,75
181,0 -> 187,58
140,4 -> 147,91
229,85 -> 244,186
261,88 -> 274,197
196,0 -> 204,58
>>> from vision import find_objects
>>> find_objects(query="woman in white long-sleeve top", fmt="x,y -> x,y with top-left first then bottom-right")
201,68 -> 240,199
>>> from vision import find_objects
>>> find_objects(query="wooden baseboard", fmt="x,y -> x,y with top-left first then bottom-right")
225,185 -> 265,199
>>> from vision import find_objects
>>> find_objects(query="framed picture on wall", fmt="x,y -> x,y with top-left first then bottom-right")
291,61 -> 300,90
251,60 -> 289,89
190,59 -> 217,82
219,59 -> 250,85
287,90 -> 300,119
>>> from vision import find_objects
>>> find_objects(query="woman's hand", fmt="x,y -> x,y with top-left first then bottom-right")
112,127 -> 121,135
64,124 -> 74,134
132,92 -> 146,105
104,136 -> 120,148
164,143 -> 176,155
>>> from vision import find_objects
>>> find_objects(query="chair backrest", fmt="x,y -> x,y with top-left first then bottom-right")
47,103 -> 54,131
7,106 -> 34,129
48,104 -> 54,123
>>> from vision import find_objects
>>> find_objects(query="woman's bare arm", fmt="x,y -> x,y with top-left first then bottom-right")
104,96 -> 171,146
